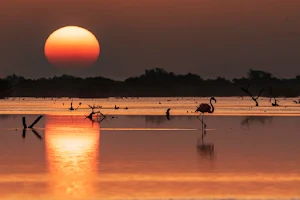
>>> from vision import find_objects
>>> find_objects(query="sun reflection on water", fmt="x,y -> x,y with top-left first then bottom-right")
45,116 -> 100,198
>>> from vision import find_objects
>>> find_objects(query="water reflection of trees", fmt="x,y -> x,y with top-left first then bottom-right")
241,116 -> 273,127
144,115 -> 195,125
0,114 -> 13,120
145,116 -> 167,125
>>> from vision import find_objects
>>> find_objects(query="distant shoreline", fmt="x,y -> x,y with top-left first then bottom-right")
0,68 -> 299,98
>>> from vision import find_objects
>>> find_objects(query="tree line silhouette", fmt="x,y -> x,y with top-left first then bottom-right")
0,68 -> 299,98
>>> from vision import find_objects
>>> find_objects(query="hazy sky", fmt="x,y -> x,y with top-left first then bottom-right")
1,0 -> 300,80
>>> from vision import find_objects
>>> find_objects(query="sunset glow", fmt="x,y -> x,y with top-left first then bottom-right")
44,26 -> 100,68
45,116 -> 100,197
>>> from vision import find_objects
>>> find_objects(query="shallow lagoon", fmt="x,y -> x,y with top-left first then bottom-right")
0,96 -> 299,116
0,97 -> 299,200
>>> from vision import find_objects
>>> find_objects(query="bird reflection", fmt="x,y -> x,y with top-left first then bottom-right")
271,97 -> 279,106
241,116 -> 273,127
197,129 -> 215,160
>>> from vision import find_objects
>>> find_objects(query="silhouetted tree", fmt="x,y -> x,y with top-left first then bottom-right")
0,68 -> 299,97
247,69 -> 273,80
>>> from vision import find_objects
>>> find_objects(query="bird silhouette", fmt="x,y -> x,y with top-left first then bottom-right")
114,105 -> 119,109
195,97 -> 216,115
195,97 -> 216,130
271,97 -> 279,106
69,102 -> 74,110
69,102 -> 81,110
293,100 -> 300,104
166,108 -> 171,120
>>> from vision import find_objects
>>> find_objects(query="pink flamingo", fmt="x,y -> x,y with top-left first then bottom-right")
195,97 -> 216,131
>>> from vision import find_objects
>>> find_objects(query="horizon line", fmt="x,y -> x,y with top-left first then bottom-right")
2,68 -> 300,82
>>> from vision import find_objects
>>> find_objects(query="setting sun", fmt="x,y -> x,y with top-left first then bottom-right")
44,26 -> 100,68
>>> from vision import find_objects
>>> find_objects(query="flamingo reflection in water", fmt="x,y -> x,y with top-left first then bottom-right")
197,129 -> 215,159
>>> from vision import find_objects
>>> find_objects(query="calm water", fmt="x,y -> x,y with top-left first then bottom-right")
0,98 -> 300,200
0,97 -> 299,116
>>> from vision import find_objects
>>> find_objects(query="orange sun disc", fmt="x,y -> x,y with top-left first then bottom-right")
44,26 -> 100,68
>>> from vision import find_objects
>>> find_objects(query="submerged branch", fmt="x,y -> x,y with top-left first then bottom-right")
22,117 -> 27,129
28,115 -> 43,129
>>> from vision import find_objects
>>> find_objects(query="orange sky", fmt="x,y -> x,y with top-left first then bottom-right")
1,0 -> 300,79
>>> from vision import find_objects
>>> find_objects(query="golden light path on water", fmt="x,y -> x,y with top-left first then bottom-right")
45,115 -> 100,198
0,97 -> 299,116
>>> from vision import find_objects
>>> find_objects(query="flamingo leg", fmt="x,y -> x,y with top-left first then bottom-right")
202,114 -> 207,135
197,113 -> 207,131
196,113 -> 206,135
197,113 -> 204,122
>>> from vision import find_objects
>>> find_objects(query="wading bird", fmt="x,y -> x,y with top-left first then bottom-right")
195,97 -> 216,131
196,97 -> 216,116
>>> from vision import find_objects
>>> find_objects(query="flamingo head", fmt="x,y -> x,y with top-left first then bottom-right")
211,97 -> 217,103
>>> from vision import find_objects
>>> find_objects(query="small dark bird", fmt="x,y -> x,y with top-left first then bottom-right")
114,105 -> 119,109
166,108 -> 171,120
69,102 -> 74,110
271,98 -> 279,106
69,102 -> 81,110
293,100 -> 300,104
